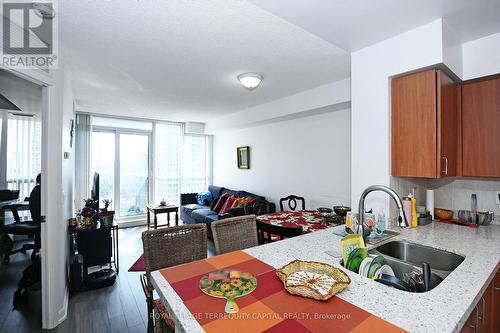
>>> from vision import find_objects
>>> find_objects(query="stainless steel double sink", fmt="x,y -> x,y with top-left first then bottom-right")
368,240 -> 465,292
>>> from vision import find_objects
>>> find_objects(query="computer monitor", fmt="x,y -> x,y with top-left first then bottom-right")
91,172 -> 100,208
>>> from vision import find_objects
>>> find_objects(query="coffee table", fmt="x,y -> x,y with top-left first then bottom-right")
146,204 -> 179,229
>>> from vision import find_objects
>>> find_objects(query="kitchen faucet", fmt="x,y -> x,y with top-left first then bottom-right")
357,185 -> 408,241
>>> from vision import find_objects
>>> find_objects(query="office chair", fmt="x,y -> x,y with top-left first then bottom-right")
1,174 -> 41,263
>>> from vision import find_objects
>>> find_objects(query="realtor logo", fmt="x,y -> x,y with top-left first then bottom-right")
1,0 -> 58,69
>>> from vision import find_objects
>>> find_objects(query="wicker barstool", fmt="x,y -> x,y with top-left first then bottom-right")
211,215 -> 258,255
140,224 -> 207,333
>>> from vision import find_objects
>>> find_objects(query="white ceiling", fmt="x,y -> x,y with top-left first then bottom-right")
61,0 -> 500,122
249,0 -> 500,51
60,0 -> 349,122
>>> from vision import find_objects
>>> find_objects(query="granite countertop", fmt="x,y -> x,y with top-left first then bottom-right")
151,222 -> 500,333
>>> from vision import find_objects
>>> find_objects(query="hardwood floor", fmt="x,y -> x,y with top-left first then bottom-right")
0,225 -> 216,332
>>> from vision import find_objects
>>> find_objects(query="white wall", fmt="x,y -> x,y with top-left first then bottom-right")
213,108 -> 351,209
462,31 -> 500,80
442,20 -> 463,79
350,19 -> 444,213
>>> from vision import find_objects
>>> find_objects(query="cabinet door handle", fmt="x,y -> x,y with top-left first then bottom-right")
442,156 -> 448,175
495,287 -> 500,291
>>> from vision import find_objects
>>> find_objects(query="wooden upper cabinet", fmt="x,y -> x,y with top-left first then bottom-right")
391,69 -> 458,178
462,76 -> 500,177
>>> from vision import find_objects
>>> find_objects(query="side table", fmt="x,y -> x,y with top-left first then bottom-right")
146,204 -> 179,229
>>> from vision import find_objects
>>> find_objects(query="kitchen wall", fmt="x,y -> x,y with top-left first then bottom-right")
212,107 -> 351,209
351,19 -> 444,213
462,31 -> 500,80
351,19 -> 500,219
391,177 -> 500,217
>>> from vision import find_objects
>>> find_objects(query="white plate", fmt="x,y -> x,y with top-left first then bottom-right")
375,264 -> 395,279
359,257 -> 373,278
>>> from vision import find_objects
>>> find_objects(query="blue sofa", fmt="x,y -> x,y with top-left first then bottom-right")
180,185 -> 275,238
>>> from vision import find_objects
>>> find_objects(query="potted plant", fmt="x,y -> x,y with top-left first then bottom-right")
81,199 -> 98,225
98,199 -> 115,227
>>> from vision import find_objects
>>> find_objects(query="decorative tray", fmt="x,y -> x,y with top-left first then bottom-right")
276,260 -> 351,301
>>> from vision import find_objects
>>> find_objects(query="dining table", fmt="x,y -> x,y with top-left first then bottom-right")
150,225 -> 408,333
256,210 -> 329,233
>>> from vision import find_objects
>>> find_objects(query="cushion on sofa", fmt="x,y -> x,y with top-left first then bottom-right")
191,208 -> 217,222
203,214 -> 219,223
212,193 -> 229,213
208,185 -> 224,201
182,204 -> 207,215
222,188 -> 239,198
197,191 -> 212,206
220,195 -> 237,215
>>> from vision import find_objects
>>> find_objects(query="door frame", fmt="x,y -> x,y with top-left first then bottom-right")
0,66 -> 58,329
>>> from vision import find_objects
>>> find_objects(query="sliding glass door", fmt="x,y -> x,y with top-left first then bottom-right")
91,128 -> 151,222
119,133 -> 149,217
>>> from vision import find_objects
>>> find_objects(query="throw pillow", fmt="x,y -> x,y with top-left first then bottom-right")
197,191 -> 212,206
231,197 -> 243,208
210,197 -> 219,211
220,195 -> 237,215
239,196 -> 254,206
212,192 -> 229,213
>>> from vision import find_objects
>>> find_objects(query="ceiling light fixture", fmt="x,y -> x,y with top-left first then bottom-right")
238,72 -> 263,90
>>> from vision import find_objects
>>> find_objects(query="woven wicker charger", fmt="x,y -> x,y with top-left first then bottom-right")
276,260 -> 351,301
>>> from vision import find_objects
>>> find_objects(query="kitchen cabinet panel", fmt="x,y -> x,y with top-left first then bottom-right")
493,270 -> 500,333
460,269 -> 498,333
391,69 -> 459,178
462,77 -> 500,177
437,70 -> 459,177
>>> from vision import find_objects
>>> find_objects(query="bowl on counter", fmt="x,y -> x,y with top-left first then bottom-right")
317,207 -> 333,214
333,206 -> 351,218
458,210 -> 494,225
434,208 -> 454,221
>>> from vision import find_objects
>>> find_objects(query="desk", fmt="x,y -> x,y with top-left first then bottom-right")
68,222 -> 119,274
0,199 -> 29,226
146,204 -> 179,229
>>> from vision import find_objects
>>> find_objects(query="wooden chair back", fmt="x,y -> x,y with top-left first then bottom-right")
279,195 -> 305,211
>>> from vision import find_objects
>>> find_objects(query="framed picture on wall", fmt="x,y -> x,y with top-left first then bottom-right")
237,146 -> 250,169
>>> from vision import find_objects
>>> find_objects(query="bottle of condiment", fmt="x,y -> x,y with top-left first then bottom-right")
411,188 -> 418,228
403,197 -> 413,228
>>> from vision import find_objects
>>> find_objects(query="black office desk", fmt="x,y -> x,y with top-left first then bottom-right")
0,199 -> 29,226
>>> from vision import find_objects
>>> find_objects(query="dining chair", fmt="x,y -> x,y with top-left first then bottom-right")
279,195 -> 306,212
141,224 -> 207,333
243,198 -> 271,215
211,215 -> 258,255
256,220 -> 303,244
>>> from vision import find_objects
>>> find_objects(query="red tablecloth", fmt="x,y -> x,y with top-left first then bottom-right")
256,210 -> 327,233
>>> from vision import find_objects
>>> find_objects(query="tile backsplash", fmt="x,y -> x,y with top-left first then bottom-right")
391,177 -> 500,217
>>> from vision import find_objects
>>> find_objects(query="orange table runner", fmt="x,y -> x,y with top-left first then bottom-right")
160,251 -> 407,332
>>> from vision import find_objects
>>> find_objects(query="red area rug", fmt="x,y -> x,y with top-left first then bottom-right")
129,254 -> 145,271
